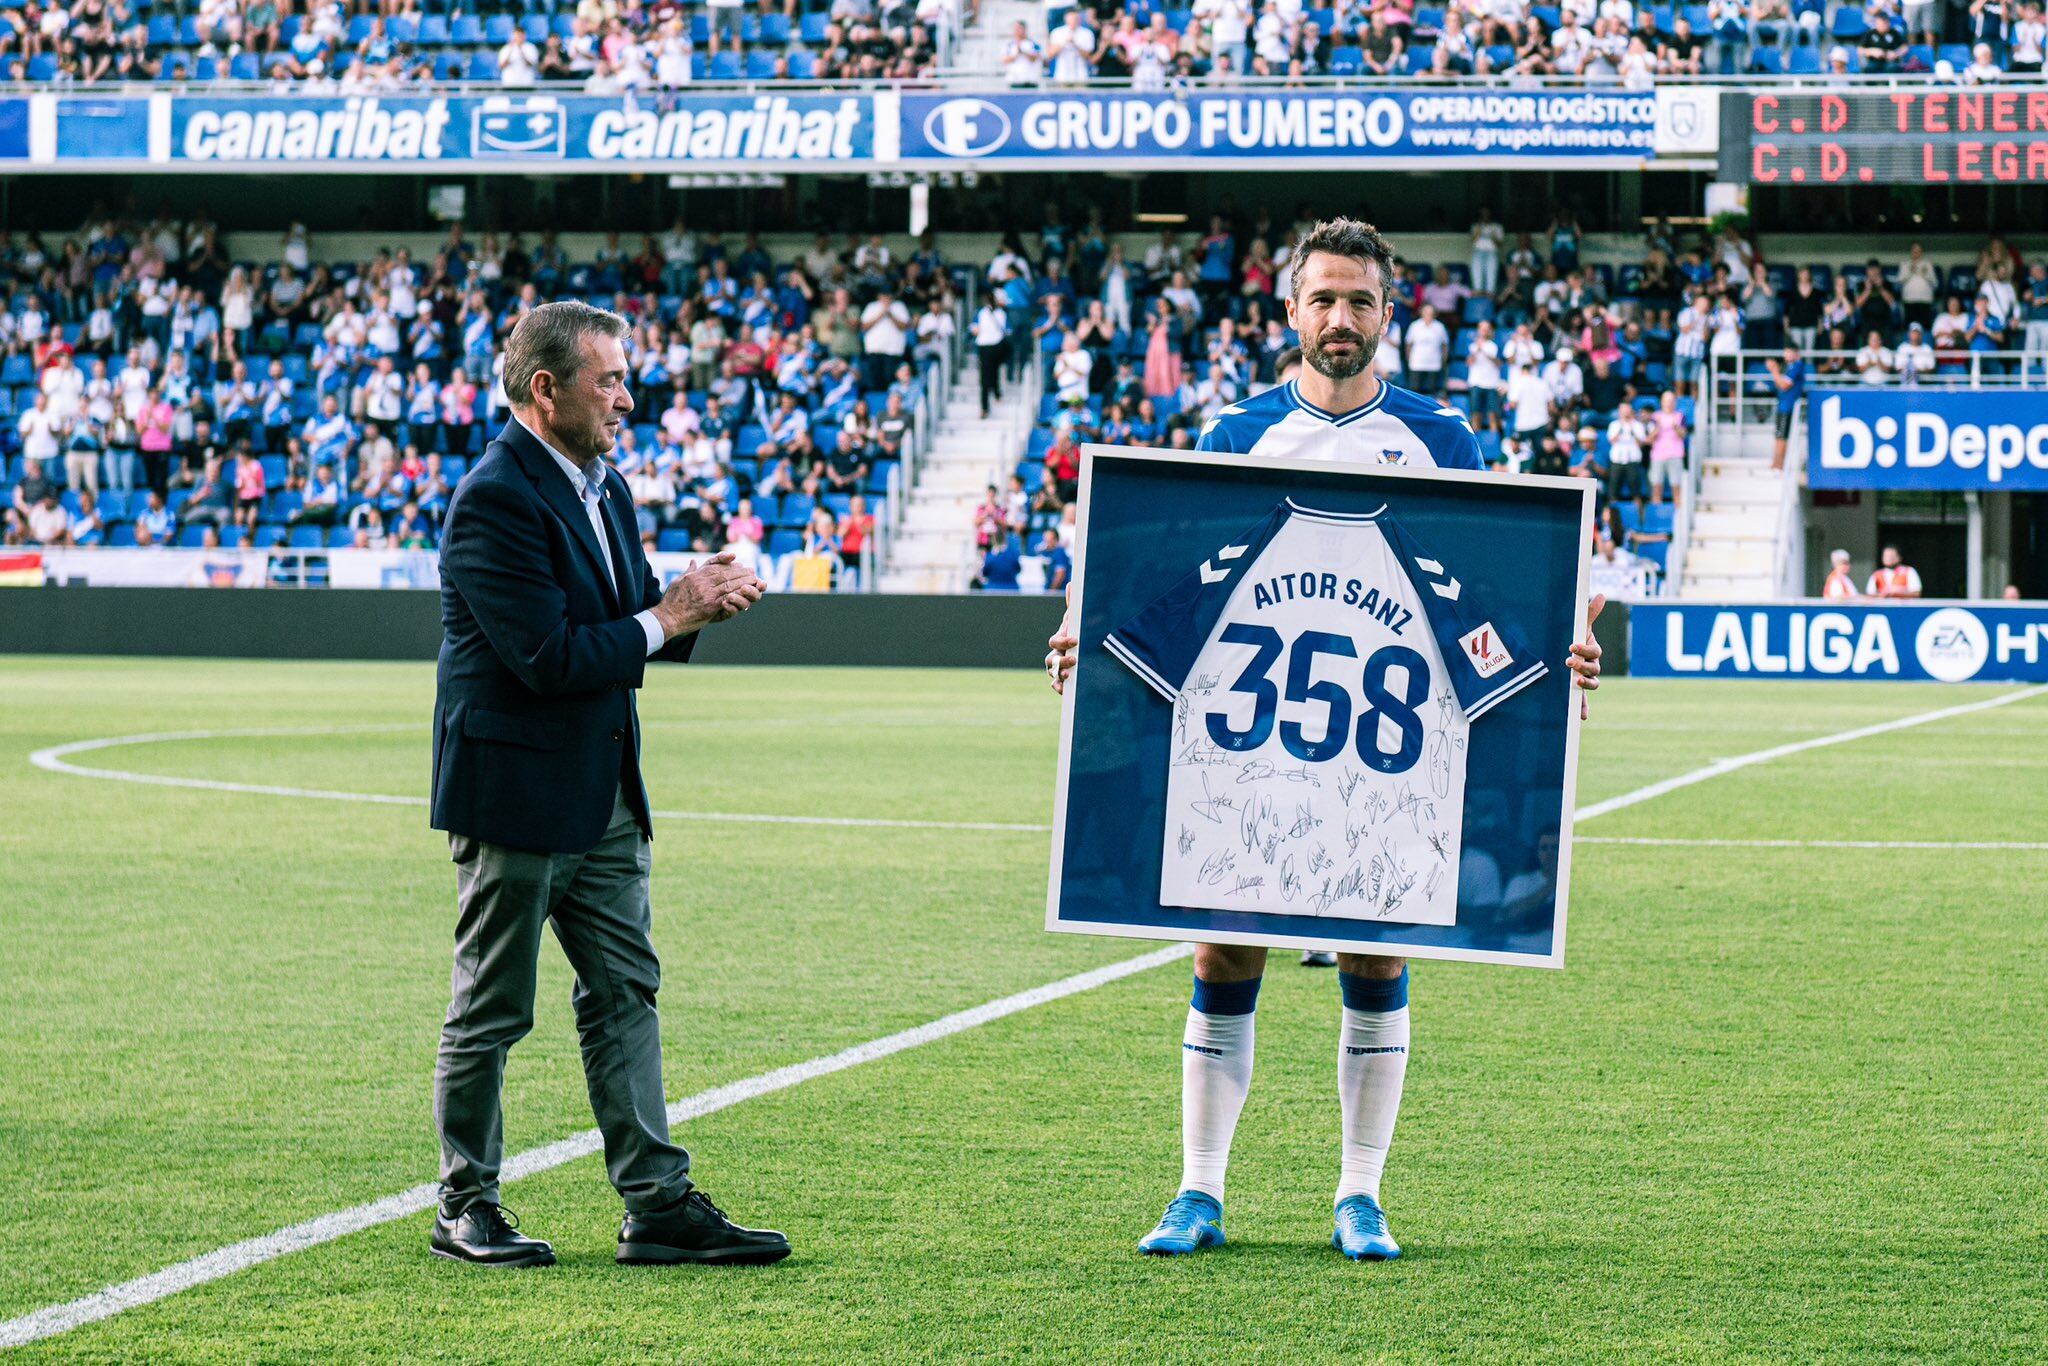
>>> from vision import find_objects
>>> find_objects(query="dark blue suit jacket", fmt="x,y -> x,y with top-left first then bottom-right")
431,418 -> 697,854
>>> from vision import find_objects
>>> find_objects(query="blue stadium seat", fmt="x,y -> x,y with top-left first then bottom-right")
389,14 -> 420,42
1938,43 -> 1971,67
420,14 -> 451,42
520,14 -> 547,42
1830,7 -> 1867,37
106,521 -> 137,547
551,13 -> 577,38
709,50 -> 742,79
746,50 -> 780,78
779,494 -> 815,527
327,526 -> 356,547
466,49 -> 500,80
690,14 -> 710,42
1414,6 -> 1446,27
253,524 -> 289,548
785,48 -> 816,77
1906,42 -> 1933,68
656,528 -> 693,552
690,53 -> 708,80
442,456 -> 468,481
97,490 -> 129,520
289,525 -> 325,548
176,524 -> 209,547
821,493 -> 853,518
219,526 -> 247,549
1331,46 -> 1363,71
25,54 -> 57,81
1750,47 -> 1784,72
147,15 -> 178,47
800,12 -> 830,42
760,12 -> 791,43
1165,9 -> 1193,31
347,15 -> 376,44
433,52 -> 465,80
162,52 -> 195,78
1532,5 -> 1561,28
0,354 -> 32,386
766,528 -> 803,557
485,14 -> 516,43
1788,45 -> 1819,72
450,13 -> 485,43
179,15 -> 202,44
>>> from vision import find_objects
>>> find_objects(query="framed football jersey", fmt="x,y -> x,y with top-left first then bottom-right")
1047,444 -> 1595,968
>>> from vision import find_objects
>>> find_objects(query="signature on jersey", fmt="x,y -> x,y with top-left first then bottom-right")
1199,848 -> 1238,886
1189,771 -> 1238,824
1174,736 -> 1231,768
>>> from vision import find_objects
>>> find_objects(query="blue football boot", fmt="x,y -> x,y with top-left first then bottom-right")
1332,1194 -> 1401,1261
1137,1190 -> 1226,1256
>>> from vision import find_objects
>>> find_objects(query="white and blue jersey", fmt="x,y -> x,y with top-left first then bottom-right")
1106,492 -> 1544,925
1198,377 -> 1486,470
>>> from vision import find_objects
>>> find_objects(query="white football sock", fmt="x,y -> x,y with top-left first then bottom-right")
1179,977 -> 1260,1203
1336,971 -> 1410,1205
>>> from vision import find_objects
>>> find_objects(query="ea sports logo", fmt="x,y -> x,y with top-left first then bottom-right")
1914,607 -> 1989,683
922,99 -> 1010,158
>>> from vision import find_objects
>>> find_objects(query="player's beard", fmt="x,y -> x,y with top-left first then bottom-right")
1305,325 -> 1378,381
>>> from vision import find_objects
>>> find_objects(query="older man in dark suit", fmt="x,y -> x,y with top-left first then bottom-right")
430,300 -> 785,1269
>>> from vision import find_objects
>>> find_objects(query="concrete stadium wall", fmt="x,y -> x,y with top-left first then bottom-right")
0,588 -> 1633,674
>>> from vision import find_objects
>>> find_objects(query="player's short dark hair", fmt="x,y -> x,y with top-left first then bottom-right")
1290,218 -> 1396,303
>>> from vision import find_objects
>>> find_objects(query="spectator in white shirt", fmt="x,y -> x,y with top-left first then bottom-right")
1002,22 -> 1044,82
1195,0 -> 1253,73
1464,320 -> 1503,431
859,288 -> 911,391
1507,361 -> 1554,443
1404,304 -> 1450,395
1855,331 -> 1895,384
1047,10 -> 1097,83
1894,323 -> 1936,383
498,35 -> 539,83
16,393 -> 62,464
1542,346 -> 1585,408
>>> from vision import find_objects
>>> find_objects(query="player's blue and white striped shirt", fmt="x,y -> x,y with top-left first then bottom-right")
1198,378 -> 1484,471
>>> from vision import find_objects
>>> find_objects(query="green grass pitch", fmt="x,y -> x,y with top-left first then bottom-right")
1,657 -> 2045,1361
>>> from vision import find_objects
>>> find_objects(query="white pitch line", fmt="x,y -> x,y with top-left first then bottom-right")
26,729 -> 1053,833
1572,684 -> 2048,822
0,943 -> 1194,1350
7,682 -> 2045,1350
1579,835 -> 2048,852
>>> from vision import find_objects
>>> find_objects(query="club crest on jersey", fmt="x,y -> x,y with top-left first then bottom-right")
1377,448 -> 1407,465
1460,622 -> 1514,678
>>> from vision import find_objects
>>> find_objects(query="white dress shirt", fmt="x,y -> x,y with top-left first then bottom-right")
518,417 -> 667,657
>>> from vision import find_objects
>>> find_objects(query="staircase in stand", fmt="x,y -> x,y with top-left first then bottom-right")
1679,427 -> 1787,599
878,353 -> 1030,594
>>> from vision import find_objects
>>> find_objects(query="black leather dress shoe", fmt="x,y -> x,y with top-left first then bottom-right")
617,1190 -> 791,1265
431,1203 -> 556,1267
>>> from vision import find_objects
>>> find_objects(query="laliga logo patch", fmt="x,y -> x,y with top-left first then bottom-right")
1459,622 -> 1512,678
922,98 -> 1010,157
1914,607 -> 1989,683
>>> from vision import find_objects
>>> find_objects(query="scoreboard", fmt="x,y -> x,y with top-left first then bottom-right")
1721,90 -> 2048,185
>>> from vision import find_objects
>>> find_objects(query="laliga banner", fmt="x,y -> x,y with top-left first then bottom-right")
900,91 -> 1655,164
1809,391 -> 2048,492
1634,603 -> 2048,684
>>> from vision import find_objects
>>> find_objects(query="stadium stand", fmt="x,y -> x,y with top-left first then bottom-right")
970,208 -> 2045,592
0,0 -> 2038,85
0,0 -> 957,86
0,217 -> 965,591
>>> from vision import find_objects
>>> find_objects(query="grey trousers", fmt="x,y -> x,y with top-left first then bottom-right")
433,786 -> 691,1216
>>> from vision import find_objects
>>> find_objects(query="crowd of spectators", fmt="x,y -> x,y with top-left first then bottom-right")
0,0 -> 959,87
1,0 -> 2041,86
1002,0 -> 2048,86
0,206 -> 958,589
974,201 -> 2041,592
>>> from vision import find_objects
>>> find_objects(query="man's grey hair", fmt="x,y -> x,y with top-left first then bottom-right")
1831,548 -> 1851,564
502,300 -> 630,409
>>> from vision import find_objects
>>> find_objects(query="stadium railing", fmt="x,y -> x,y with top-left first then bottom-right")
1703,347 -> 2048,595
